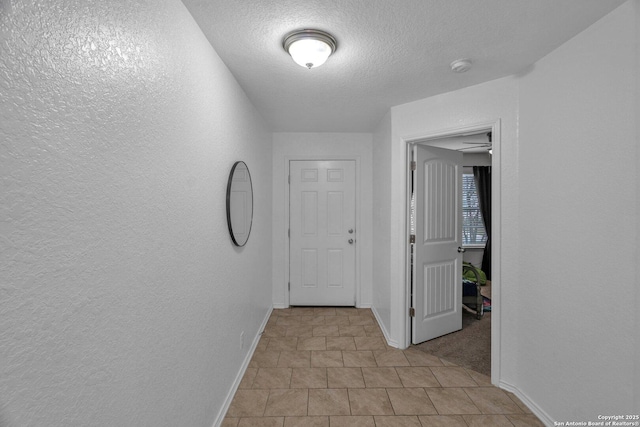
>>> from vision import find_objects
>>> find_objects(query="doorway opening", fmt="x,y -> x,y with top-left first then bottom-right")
405,124 -> 498,380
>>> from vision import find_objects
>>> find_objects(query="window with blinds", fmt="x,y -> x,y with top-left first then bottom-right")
462,174 -> 487,246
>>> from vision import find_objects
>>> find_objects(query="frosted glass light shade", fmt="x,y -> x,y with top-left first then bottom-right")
283,29 -> 337,69
288,39 -> 332,68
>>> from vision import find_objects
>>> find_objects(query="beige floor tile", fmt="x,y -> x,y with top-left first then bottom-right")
299,315 -> 325,325
335,307 -> 359,316
311,350 -> 344,367
297,336 -> 326,350
221,417 -> 239,427
386,388 -> 437,415
226,309 -> 545,427
290,367 -> 327,388
462,414 -> 514,426
417,415 -> 468,426
464,387 -> 524,414
373,349 -> 410,367
249,351 -> 280,368
276,316 -> 302,326
466,369 -> 492,386
356,308 -> 375,317
430,367 -> 479,387
252,368 -> 292,389
314,307 -> 336,316
339,325 -> 367,337
363,325 -> 383,336
354,336 -> 387,350
239,368 -> 258,389
395,367 -> 441,388
290,307 -> 315,315
374,415 -> 422,426
277,351 -> 311,368
361,367 -> 403,388
267,337 -> 299,352
312,325 -> 340,336
227,389 -> 270,417
285,325 -> 313,337
256,338 -> 269,352
263,325 -> 287,337
327,367 -> 365,388
326,336 -> 357,351
507,414 -> 546,427
342,351 -> 377,367
349,315 -> 375,326
440,358 -> 458,367
324,316 -> 351,326
329,415 -> 375,427
308,389 -> 351,415
505,391 -> 533,414
264,389 -> 308,416
426,388 -> 481,415
284,416 -> 329,427
403,349 -> 444,367
237,417 -> 284,427
348,388 -> 394,415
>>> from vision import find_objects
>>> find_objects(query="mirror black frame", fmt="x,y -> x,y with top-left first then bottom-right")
226,161 -> 253,247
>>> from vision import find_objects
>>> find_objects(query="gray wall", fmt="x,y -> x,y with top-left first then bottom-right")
386,1 -> 638,422
0,1 -> 272,426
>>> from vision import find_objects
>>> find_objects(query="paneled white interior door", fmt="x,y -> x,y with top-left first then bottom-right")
289,160 -> 356,306
412,145 -> 463,344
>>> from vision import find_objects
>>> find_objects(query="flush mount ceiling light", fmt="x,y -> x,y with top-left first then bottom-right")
450,58 -> 472,73
283,29 -> 337,69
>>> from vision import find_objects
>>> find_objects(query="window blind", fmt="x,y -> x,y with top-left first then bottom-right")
462,174 -> 487,246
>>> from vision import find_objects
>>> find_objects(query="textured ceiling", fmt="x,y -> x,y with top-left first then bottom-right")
181,0 -> 625,132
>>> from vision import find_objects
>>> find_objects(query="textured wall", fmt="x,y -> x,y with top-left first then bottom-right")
635,0 -> 640,414
371,112 -> 392,339
517,1 -> 637,420
0,1 -> 272,426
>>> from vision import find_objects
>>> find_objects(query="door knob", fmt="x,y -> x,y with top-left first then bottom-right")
457,247 -> 466,253
348,239 -> 354,244
348,229 -> 354,234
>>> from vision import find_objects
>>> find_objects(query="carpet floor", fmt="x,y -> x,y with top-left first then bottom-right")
413,282 -> 491,377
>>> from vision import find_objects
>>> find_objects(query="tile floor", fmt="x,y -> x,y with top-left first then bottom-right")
223,307 -> 543,427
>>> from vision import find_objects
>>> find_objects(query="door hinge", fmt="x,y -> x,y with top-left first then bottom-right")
288,175 -> 290,184
410,161 -> 416,171
409,307 -> 415,317
288,229 -> 290,238
288,282 -> 290,291
409,234 -> 415,244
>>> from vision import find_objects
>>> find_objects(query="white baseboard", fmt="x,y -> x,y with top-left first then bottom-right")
272,303 -> 287,309
499,380 -> 553,427
212,307 -> 273,427
370,306 -> 401,349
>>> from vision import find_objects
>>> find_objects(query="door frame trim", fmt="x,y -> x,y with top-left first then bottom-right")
284,157 -> 362,307
402,120 -> 501,385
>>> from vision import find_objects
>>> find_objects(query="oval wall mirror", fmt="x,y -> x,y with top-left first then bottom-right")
226,161 -> 253,247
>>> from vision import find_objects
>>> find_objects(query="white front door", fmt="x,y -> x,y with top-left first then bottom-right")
412,145 -> 464,344
289,160 -> 356,306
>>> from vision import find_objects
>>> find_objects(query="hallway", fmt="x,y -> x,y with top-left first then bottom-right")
223,308 -> 542,426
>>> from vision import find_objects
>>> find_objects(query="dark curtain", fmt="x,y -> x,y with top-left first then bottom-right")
473,166 -> 491,280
